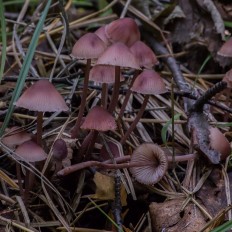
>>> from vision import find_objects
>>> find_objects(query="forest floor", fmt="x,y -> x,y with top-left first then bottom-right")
0,0 -> 232,231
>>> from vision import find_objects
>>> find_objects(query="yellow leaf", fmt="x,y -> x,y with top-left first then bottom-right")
91,172 -> 115,200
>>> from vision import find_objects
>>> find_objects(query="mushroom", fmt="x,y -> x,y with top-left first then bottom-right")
15,140 -> 47,162
78,106 -> 117,158
217,37 -> 232,57
105,18 -> 140,46
120,70 -> 166,144
89,65 -> 124,108
2,126 -> 32,149
52,139 -> 68,173
15,80 -> 68,146
96,42 -> 140,113
81,106 -> 116,132
70,33 -> 106,138
94,25 -> 111,47
15,140 -> 47,202
129,143 -> 168,185
208,127 -> 231,161
57,143 -> 196,179
119,40 -> 159,118
130,40 -> 158,69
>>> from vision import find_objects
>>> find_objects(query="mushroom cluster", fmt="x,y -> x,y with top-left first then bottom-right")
70,17 -> 166,150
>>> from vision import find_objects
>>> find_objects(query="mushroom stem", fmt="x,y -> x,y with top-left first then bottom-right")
36,111 -> 43,146
78,130 -> 98,159
118,70 -> 140,118
16,163 -> 24,198
71,58 -> 91,138
57,153 -> 196,176
108,66 -> 121,113
120,95 -> 149,144
101,83 -> 108,109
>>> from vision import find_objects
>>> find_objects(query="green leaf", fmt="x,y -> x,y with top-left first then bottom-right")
224,21 -> 232,28
161,113 -> 181,145
0,0 -> 6,83
211,220 -> 232,232
0,0 -> 52,136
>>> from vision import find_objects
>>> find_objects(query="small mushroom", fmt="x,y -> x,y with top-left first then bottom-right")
57,143 -> 196,177
218,37 -> 232,57
71,33 -> 106,138
15,80 -> 68,146
96,42 -> 140,113
120,70 -> 166,144
15,140 -> 47,202
81,106 -> 116,132
129,143 -> 168,185
52,139 -> 68,173
15,140 -> 47,163
78,106 -> 117,158
130,40 -> 158,69
94,25 -> 111,47
2,126 -> 32,149
105,18 -> 140,46
209,127 -> 231,161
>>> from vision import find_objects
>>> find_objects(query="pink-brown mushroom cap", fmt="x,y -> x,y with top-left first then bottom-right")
94,25 -> 111,47
222,69 -> 232,88
218,37 -> 232,57
130,41 -> 158,69
15,140 -> 47,162
89,65 -> 124,84
15,80 -> 69,112
80,106 -> 116,131
130,143 -> 168,185
105,18 -> 140,47
96,42 -> 140,69
2,127 -> 32,149
131,70 -> 166,95
52,139 -> 68,161
71,33 -> 106,59
209,127 -> 231,161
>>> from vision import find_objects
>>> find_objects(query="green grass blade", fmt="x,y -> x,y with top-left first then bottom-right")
0,0 -> 7,83
211,220 -> 232,232
0,0 -> 52,136
161,113 -> 181,145
224,21 -> 232,28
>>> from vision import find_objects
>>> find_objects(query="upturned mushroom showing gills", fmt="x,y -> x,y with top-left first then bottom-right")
129,143 -> 168,185
15,80 -> 69,146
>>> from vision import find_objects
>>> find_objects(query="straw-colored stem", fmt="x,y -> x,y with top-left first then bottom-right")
71,58 -> 91,138
120,95 -> 149,144
108,65 -> 120,113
